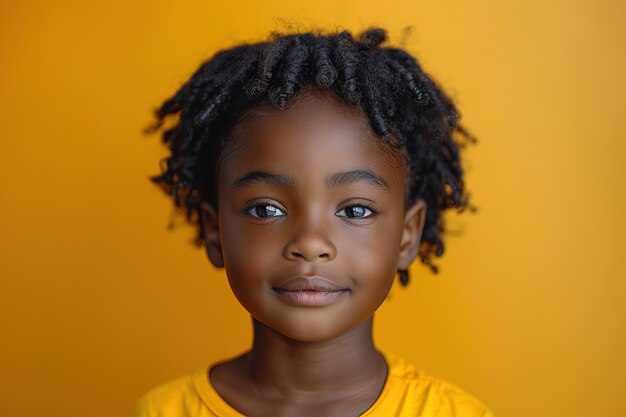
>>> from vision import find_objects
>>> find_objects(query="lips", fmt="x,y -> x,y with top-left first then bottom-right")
272,277 -> 350,307
274,277 -> 347,292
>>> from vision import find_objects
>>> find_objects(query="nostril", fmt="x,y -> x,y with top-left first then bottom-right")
284,238 -> 336,262
289,250 -> 331,261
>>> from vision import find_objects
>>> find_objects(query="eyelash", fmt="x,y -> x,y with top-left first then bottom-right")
243,199 -> 286,219
243,199 -> 379,220
336,201 -> 379,220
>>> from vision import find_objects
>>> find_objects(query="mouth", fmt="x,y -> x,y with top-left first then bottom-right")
272,277 -> 350,307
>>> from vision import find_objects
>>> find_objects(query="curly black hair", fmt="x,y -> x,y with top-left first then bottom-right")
144,26 -> 476,284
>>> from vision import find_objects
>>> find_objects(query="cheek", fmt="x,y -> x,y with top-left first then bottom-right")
219,225 -> 276,316
340,215 -> 404,286
218,214 -> 280,287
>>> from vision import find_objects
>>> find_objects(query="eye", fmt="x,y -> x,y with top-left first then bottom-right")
247,203 -> 286,218
336,204 -> 375,219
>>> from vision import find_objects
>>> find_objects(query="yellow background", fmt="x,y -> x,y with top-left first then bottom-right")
1,1 -> 625,416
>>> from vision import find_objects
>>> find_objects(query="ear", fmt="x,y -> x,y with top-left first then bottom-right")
397,199 -> 427,271
200,201 -> 224,268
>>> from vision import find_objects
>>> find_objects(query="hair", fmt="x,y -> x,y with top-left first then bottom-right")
144,26 -> 476,284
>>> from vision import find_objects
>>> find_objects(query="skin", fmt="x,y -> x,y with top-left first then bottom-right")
200,87 -> 427,417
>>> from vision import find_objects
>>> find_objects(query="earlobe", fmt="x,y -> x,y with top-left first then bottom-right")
200,201 -> 224,268
397,199 -> 427,271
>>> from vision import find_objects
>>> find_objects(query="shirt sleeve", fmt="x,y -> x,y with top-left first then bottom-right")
432,378 -> 495,417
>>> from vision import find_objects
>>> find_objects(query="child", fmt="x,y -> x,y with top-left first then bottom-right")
132,27 -> 493,417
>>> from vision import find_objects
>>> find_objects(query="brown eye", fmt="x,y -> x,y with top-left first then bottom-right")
336,205 -> 374,219
248,204 -> 286,218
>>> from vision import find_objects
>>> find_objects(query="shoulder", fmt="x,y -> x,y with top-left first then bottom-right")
412,376 -> 495,417
380,351 -> 495,417
129,370 -> 200,417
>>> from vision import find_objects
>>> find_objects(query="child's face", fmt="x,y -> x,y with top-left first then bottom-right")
201,88 -> 426,342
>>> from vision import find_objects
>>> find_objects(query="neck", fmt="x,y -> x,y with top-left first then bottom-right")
243,316 -> 386,397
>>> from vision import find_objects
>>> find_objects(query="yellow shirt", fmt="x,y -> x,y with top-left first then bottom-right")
130,350 -> 494,417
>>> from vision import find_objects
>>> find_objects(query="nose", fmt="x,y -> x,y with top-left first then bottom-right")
283,217 -> 337,262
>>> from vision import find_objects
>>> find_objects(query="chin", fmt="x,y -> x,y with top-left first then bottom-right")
268,314 -> 367,343
280,329 -> 347,343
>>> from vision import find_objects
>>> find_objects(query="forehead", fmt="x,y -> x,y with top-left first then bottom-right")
218,89 -> 406,181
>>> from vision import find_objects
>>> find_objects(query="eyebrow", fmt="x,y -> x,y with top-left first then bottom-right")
326,170 -> 389,190
232,171 -> 294,190
232,169 -> 389,190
